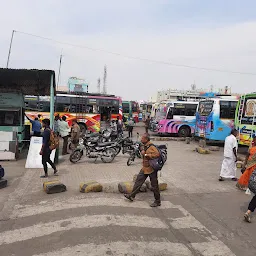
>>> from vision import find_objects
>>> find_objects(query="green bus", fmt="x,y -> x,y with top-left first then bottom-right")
122,101 -> 139,122
235,93 -> 256,146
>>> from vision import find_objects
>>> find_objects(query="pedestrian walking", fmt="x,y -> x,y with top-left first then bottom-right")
144,116 -> 150,134
236,136 -> 256,190
59,116 -> 70,155
244,169 -> 256,223
71,119 -> 80,150
25,114 -> 42,137
124,133 -> 161,207
127,118 -> 135,138
219,129 -> 238,181
54,114 -> 60,135
116,116 -> 123,136
40,119 -> 58,178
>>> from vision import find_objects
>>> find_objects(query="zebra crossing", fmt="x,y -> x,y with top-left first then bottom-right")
1,194 -> 235,256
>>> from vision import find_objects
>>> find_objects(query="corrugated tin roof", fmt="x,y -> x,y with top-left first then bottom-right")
0,68 -> 56,95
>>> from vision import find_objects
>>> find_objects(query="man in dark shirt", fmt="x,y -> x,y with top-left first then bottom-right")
25,114 -> 42,136
40,119 -> 58,178
144,116 -> 150,133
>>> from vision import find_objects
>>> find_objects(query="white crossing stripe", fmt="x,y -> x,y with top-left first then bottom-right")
191,241 -> 236,256
11,198 -> 176,219
0,214 -> 168,246
32,241 -> 193,256
170,215 -> 208,230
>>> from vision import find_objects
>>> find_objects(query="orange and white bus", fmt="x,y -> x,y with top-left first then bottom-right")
24,92 -> 122,133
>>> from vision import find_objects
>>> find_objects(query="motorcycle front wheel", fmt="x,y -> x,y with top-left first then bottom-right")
101,148 -> 116,163
127,154 -> 135,166
136,150 -> 142,159
69,150 -> 83,163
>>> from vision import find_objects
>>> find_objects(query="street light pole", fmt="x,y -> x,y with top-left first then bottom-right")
56,53 -> 63,91
6,30 -> 15,68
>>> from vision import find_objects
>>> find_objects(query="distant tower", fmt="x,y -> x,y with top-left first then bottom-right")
103,65 -> 107,94
210,85 -> 214,92
97,78 -> 101,93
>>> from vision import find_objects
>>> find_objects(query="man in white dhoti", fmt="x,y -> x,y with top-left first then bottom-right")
219,129 -> 238,181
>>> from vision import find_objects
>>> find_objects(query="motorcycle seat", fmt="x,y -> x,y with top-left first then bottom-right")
97,142 -> 114,147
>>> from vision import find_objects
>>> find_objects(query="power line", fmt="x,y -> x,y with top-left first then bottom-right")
14,30 -> 256,76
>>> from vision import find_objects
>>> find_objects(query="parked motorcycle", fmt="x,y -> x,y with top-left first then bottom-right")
69,136 -> 117,163
127,141 -> 142,166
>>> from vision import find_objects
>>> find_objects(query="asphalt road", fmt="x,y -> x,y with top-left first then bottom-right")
1,125 -> 256,256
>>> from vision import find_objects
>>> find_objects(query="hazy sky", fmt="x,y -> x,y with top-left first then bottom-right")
1,0 -> 256,100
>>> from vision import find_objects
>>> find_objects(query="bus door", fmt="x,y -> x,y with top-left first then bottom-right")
99,99 -> 112,121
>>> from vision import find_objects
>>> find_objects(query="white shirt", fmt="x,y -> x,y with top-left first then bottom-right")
224,134 -> 238,158
59,120 -> 70,137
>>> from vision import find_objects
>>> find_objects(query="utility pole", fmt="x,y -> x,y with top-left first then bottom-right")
56,53 -> 63,91
6,30 -> 15,68
103,65 -> 107,94
97,78 -> 101,93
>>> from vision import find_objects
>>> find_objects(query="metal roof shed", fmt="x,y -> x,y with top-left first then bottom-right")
0,68 -> 56,127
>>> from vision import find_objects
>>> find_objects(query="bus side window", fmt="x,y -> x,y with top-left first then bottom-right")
86,105 -> 94,113
71,104 -> 76,113
185,104 -> 197,116
220,101 -> 236,119
56,103 -> 70,112
230,102 -> 237,118
41,102 -> 50,112
173,108 -> 185,116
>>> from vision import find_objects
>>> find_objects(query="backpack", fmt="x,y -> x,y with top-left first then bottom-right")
148,144 -> 167,171
248,169 -> 256,194
0,166 -> 4,179
48,129 -> 59,150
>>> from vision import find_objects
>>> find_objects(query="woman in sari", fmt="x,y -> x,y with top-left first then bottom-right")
236,137 -> 256,191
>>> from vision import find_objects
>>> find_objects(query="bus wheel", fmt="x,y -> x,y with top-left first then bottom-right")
178,126 -> 190,137
78,123 -> 87,135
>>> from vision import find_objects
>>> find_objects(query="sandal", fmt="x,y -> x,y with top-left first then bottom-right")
244,212 -> 251,223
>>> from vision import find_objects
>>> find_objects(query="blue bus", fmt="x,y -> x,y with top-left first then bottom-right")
195,98 -> 238,141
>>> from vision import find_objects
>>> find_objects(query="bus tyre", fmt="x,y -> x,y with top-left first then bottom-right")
178,127 -> 190,137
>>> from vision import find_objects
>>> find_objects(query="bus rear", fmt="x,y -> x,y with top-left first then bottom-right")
235,94 -> 256,146
157,102 -> 198,137
195,99 -> 237,141
131,101 -> 139,123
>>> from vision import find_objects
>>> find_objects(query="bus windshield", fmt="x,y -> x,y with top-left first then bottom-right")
131,102 -> 138,113
198,101 -> 214,116
122,103 -> 130,113
167,103 -> 198,119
